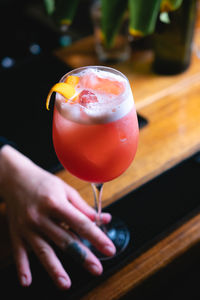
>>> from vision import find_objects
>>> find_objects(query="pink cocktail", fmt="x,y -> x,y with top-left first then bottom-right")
52,66 -> 139,258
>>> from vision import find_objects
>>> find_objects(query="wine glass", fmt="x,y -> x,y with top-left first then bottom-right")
51,66 -> 139,259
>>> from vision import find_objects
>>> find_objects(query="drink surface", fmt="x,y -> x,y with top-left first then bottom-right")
53,67 -> 139,183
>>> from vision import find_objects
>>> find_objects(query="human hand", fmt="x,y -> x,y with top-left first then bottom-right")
0,146 -> 116,289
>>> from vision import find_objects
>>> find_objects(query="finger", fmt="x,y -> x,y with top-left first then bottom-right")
54,201 -> 116,257
10,233 -> 32,287
100,212 -> 112,224
39,217 -> 103,276
65,185 -> 112,224
66,238 -> 103,276
27,233 -> 71,290
66,185 -> 95,218
40,216 -> 74,248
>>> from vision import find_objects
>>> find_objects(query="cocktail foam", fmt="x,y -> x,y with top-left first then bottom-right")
55,68 -> 134,125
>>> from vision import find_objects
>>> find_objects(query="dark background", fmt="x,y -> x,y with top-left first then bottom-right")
0,0 -> 93,172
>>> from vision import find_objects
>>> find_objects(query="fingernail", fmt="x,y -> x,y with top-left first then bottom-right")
102,213 -> 112,223
89,263 -> 102,275
57,276 -> 71,289
20,275 -> 29,287
103,245 -> 116,256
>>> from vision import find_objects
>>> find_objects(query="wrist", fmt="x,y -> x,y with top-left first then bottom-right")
0,137 -> 19,195
0,145 -> 31,199
0,145 -> 41,201
0,145 -> 15,199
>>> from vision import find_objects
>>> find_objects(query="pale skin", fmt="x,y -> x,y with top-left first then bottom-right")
0,145 -> 116,290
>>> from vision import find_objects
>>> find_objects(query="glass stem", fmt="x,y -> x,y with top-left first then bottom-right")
91,183 -> 104,227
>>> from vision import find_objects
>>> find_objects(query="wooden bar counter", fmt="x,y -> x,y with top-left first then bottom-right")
0,29 -> 200,298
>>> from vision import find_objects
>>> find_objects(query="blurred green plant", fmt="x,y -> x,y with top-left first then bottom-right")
43,0 -> 183,46
44,0 -> 80,26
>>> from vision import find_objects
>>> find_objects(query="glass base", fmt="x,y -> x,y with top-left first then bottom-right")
82,217 -> 130,260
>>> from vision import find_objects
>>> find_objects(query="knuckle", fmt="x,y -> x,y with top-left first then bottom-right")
78,219 -> 91,236
68,187 -> 79,198
49,200 -> 61,215
44,194 -> 60,211
37,246 -> 51,259
51,268 -> 61,278
39,193 -> 59,214
25,207 -> 39,226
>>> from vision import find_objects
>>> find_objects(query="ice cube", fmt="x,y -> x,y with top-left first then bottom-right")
78,90 -> 98,106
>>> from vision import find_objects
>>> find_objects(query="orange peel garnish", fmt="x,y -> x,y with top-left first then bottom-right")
46,82 -> 76,110
65,75 -> 79,86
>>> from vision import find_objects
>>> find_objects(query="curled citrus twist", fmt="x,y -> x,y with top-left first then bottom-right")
46,82 -> 76,110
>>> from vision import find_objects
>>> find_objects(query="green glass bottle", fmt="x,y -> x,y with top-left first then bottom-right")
153,0 -> 197,75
